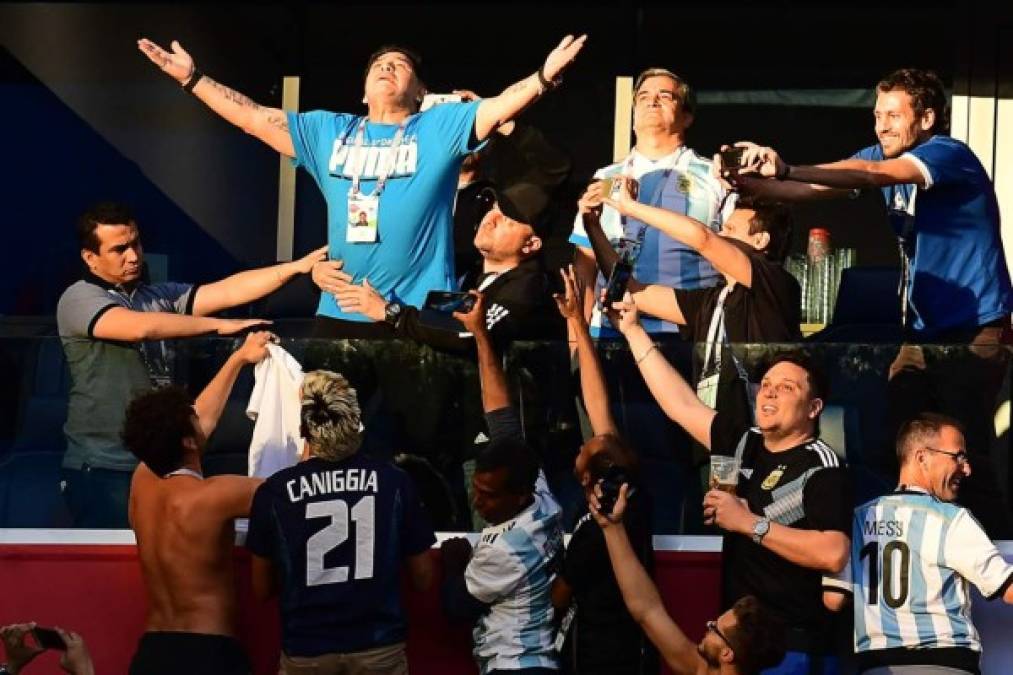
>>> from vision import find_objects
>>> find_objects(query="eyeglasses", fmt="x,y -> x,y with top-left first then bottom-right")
924,446 -> 969,465
706,620 -> 734,650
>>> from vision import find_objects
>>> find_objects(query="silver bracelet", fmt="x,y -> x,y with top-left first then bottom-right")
636,344 -> 657,365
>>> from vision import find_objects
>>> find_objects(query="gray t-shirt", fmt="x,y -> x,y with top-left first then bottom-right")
56,276 -> 196,471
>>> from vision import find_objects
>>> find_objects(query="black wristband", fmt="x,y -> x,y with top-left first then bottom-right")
537,66 -> 560,92
182,67 -> 203,93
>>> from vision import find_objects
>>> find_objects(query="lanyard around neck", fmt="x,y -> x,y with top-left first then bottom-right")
622,146 -> 688,247
347,116 -> 409,197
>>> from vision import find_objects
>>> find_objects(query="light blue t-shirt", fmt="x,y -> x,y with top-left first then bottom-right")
288,101 -> 481,321
853,135 -> 1012,335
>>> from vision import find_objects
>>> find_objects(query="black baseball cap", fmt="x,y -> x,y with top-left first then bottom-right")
477,183 -> 553,239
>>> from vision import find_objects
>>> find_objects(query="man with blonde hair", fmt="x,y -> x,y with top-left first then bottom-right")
246,370 -> 436,674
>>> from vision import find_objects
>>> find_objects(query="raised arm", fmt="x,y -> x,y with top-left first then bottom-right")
591,487 -> 701,675
610,297 -> 715,448
734,142 -> 925,191
473,34 -> 586,141
576,180 -> 622,281
605,180 -> 754,287
717,144 -> 850,202
554,266 -> 617,436
92,308 -> 269,342
138,39 -> 295,157
194,330 -> 275,437
453,293 -> 509,413
630,284 -> 685,325
193,245 -> 327,316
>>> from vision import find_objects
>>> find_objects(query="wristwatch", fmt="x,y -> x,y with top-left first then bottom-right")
751,517 -> 771,544
384,301 -> 404,328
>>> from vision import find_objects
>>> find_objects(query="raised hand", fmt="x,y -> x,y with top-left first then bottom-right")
235,330 -> 279,365
137,38 -> 195,84
541,34 -> 588,83
601,176 -> 639,217
553,265 -> 586,323
452,291 -> 487,336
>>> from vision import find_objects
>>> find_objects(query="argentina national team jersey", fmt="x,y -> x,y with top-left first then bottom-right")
570,147 -> 732,336
851,135 -> 1012,335
246,454 -> 435,657
465,471 -> 563,673
826,488 -> 1013,671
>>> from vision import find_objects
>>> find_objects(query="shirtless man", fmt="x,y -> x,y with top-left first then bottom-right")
121,331 -> 274,675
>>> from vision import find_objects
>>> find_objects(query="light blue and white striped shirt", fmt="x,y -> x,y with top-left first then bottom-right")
465,472 -> 563,673
827,487 -> 1013,655
570,147 -> 733,336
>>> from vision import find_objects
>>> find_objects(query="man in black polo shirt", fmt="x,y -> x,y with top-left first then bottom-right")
613,296 -> 851,675
602,186 -> 799,433
56,201 -> 325,527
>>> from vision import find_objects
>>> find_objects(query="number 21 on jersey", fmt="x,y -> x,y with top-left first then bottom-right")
305,496 -> 376,586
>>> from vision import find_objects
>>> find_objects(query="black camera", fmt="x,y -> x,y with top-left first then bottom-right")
597,464 -> 636,517
720,147 -> 746,175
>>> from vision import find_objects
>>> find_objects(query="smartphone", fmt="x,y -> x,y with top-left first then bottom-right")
420,93 -> 462,112
597,176 -> 639,201
424,291 -> 476,314
720,147 -> 746,174
32,626 -> 66,651
597,465 -> 637,517
603,257 -> 634,306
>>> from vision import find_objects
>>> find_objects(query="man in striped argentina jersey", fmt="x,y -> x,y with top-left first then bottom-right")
441,292 -> 563,674
824,413 -> 1013,674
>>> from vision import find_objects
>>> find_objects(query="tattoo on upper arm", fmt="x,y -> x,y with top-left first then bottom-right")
207,78 -> 262,111
503,76 -> 538,97
266,114 -> 289,133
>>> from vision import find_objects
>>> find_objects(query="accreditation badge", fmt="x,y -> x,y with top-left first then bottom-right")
696,371 -> 720,409
346,193 -> 379,243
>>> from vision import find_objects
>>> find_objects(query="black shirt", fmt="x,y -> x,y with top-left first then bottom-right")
710,411 -> 852,652
675,239 -> 801,346
396,257 -> 560,354
560,492 -> 658,675
676,240 -> 801,432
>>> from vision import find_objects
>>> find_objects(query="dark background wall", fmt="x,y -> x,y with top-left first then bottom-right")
0,1 -> 964,315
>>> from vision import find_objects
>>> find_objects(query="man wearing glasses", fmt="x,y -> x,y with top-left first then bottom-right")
824,413 -> 1013,675
587,483 -> 786,674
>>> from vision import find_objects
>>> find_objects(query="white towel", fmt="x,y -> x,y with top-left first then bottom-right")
246,343 -> 305,478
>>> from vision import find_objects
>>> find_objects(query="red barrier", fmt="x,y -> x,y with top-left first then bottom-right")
0,540 -> 721,675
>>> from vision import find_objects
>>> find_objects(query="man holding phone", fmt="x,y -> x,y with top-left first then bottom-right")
328,181 -> 560,354
570,68 -> 735,532
0,623 -> 94,675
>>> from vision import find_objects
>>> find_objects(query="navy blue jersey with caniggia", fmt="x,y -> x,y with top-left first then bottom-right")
246,454 -> 435,656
